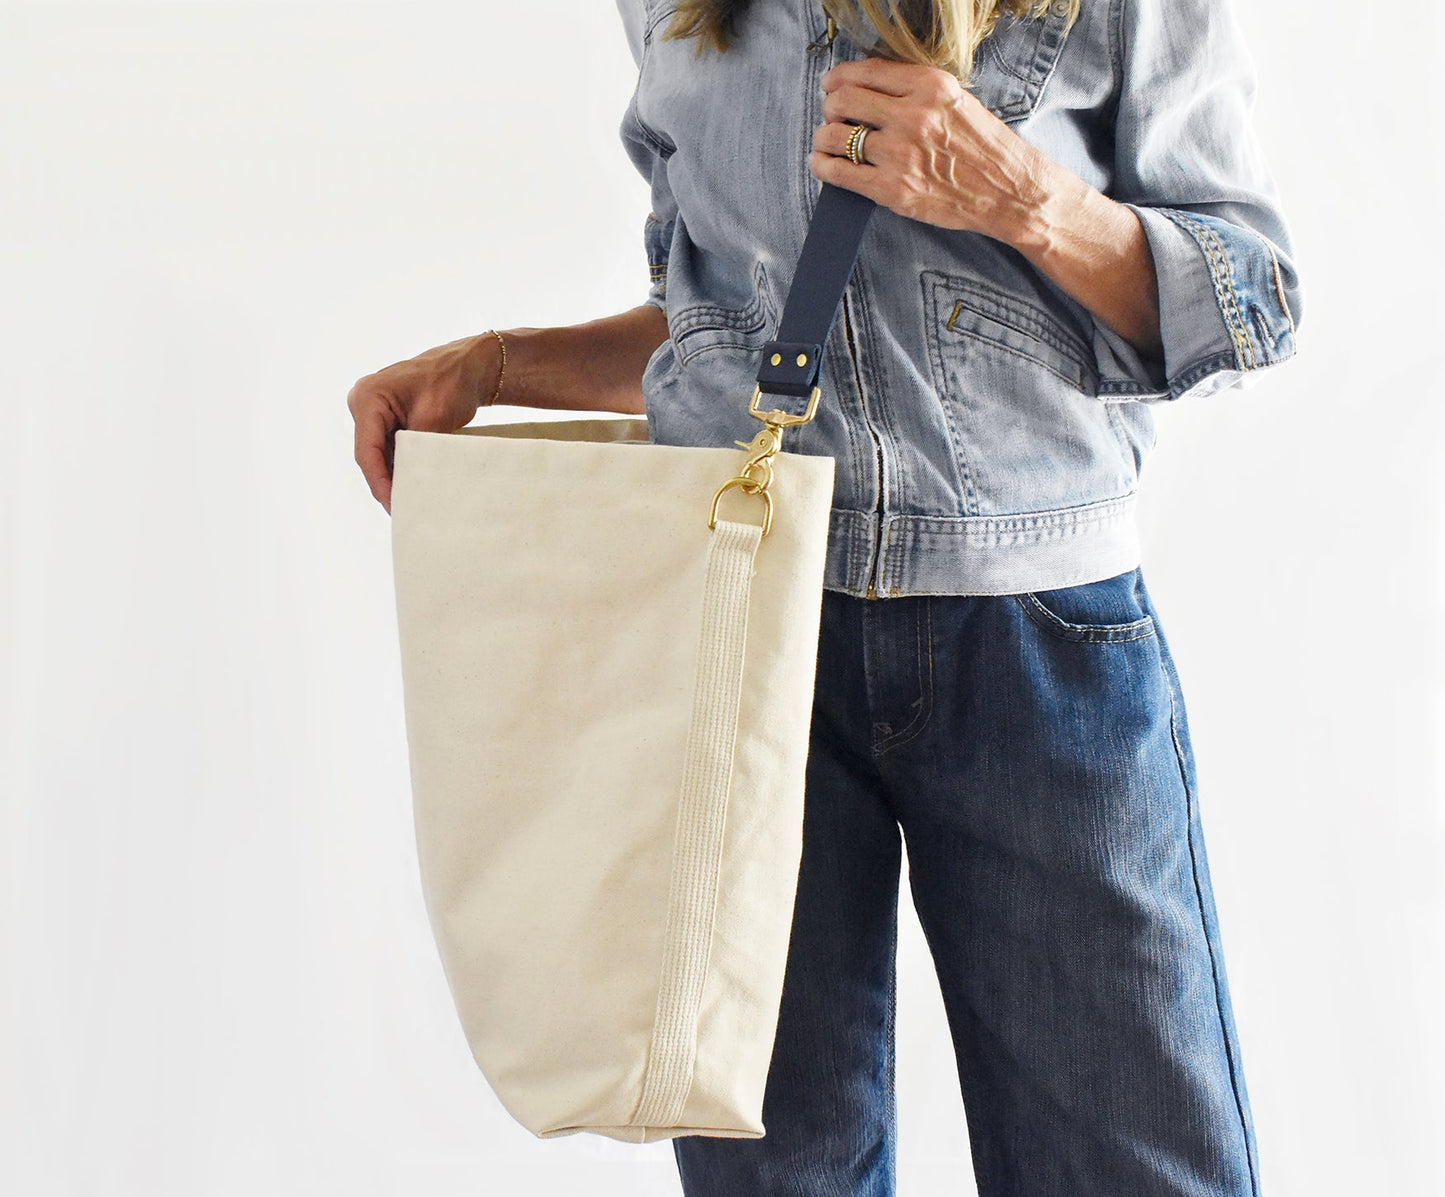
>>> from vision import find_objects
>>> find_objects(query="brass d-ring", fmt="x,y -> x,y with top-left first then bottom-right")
709,475 -> 773,537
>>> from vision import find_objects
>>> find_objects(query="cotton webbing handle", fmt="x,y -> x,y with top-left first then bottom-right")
630,517 -> 765,1128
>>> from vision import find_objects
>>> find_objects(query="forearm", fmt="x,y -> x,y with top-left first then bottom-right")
1004,158 -> 1163,360
488,303 -> 670,415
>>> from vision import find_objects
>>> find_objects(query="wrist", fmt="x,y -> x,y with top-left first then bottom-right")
998,150 -> 1093,264
476,328 -> 507,406
996,161 -> 1165,359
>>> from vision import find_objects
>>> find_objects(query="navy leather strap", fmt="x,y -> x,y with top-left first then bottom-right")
755,182 -> 877,401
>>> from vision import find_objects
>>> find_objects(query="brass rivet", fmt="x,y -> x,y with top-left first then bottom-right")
796,353 -> 808,367
770,353 -> 782,366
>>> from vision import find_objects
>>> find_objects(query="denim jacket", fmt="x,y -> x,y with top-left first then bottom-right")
615,0 -> 1303,598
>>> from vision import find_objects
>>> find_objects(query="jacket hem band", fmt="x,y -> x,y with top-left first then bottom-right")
823,492 -> 1143,598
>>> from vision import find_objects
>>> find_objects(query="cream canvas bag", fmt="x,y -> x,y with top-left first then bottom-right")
389,184 -> 876,1142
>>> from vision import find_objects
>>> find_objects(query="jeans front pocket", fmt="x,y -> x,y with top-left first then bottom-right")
1014,566 -> 1156,643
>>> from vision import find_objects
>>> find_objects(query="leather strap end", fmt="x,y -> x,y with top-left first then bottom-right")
756,341 -> 824,397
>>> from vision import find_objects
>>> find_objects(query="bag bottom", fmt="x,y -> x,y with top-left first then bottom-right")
536,1124 -> 767,1144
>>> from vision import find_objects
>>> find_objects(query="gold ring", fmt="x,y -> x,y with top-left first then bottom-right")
844,123 -> 869,166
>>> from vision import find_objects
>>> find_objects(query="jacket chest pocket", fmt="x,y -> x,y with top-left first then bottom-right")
967,5 -> 1074,123
921,269 -> 1137,517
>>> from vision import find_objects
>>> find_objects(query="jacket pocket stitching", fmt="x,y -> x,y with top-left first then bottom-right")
947,326 -> 1088,390
676,340 -> 771,363
948,296 -> 1089,367
921,277 -> 982,514
929,272 -> 1097,390
932,273 -> 1094,371
669,261 -> 775,364
981,16 -> 1046,84
975,10 -> 1072,120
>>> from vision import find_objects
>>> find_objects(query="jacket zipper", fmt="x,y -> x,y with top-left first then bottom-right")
807,8 -> 836,50
840,297 -> 886,599
810,9 -> 886,598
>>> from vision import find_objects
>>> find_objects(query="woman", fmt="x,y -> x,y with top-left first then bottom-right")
349,0 -> 1302,1192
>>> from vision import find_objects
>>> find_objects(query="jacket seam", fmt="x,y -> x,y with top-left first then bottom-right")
641,3 -> 681,45
1158,209 -> 1258,371
1264,239 -> 1297,336
922,277 -> 982,514
634,116 -> 675,159
1109,0 -> 1124,83
629,19 -> 678,161
1194,217 -> 1258,369
899,490 -> 1136,535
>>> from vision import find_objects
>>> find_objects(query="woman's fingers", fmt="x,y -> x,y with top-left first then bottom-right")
821,81 -> 892,130
347,332 -> 492,517
812,119 -> 883,164
349,387 -> 400,515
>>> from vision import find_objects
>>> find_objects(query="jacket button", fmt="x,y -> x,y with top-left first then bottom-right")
1050,0 -> 1069,14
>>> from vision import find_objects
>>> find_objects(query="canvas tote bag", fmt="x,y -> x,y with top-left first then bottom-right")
389,183 -> 876,1143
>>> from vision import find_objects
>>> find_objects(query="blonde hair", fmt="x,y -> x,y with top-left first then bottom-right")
660,0 -> 1081,88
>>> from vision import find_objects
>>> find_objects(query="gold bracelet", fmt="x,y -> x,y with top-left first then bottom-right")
483,328 -> 506,406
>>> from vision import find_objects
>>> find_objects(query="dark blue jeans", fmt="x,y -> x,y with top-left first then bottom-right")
674,566 -> 1262,1196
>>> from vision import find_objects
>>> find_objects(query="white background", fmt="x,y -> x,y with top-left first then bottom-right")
3,1 -> 1441,1193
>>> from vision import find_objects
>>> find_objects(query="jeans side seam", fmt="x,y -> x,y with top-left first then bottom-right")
885,930 -> 898,1187
1163,646 -> 1262,1196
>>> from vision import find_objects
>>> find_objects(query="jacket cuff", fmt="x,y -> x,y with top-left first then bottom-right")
643,211 -> 673,311
1093,204 -> 1300,403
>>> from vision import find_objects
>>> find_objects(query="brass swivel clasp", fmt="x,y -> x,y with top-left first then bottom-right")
708,384 -> 823,538
708,422 -> 781,537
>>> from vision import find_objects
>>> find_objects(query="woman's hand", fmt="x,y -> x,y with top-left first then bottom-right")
347,331 -> 498,515
809,56 -> 1164,357
810,57 -> 1053,243
347,306 -> 671,515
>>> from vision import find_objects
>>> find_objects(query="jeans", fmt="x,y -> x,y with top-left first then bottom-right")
673,567 -> 1262,1196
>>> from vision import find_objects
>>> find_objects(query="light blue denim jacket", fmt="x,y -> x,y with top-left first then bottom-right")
615,0 -> 1303,598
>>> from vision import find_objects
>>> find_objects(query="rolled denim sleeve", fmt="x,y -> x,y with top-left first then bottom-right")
616,0 -> 677,315
1096,0 -> 1304,402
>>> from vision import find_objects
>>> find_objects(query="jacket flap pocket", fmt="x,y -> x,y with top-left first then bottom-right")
930,273 -> 1097,393
668,260 -> 776,366
967,7 -> 1074,123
